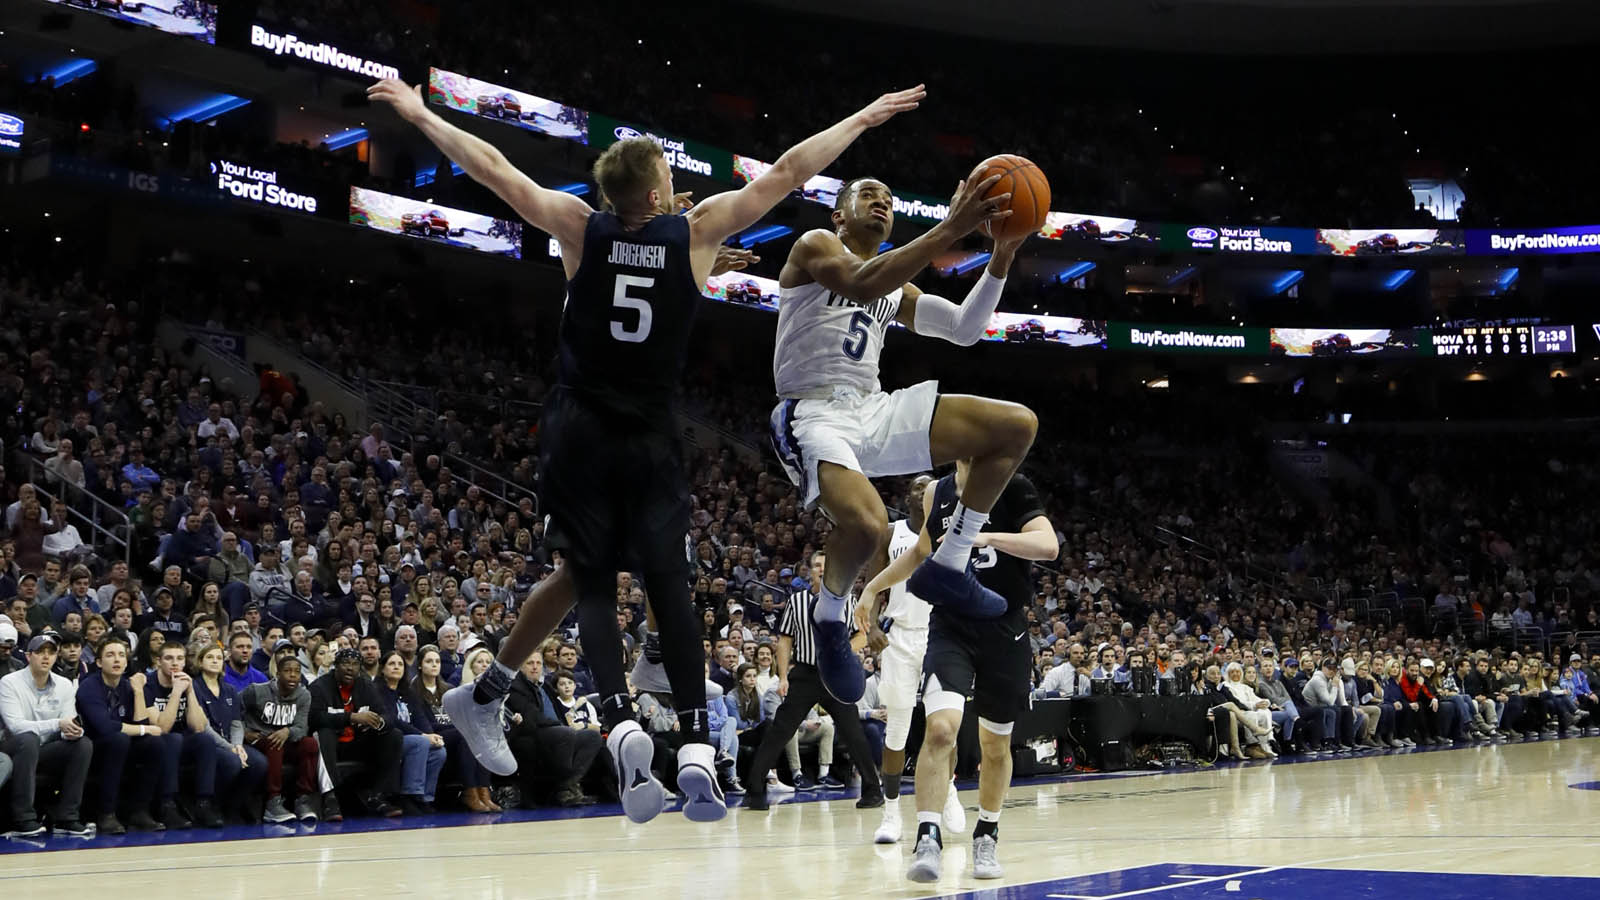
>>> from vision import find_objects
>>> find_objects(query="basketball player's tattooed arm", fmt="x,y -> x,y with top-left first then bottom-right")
687,85 -> 926,256
783,167 -> 1009,303
367,79 -> 590,253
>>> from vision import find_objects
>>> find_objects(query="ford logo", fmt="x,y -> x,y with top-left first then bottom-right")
614,126 -> 643,141
0,114 -> 22,137
1187,227 -> 1218,242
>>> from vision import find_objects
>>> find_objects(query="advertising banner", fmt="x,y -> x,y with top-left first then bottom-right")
1316,228 -> 1463,257
48,156 -> 226,206
1040,212 -> 1157,248
244,22 -> 401,80
1161,224 -> 1318,255
428,68 -> 588,143
1110,323 -> 1268,354
1465,225 -> 1600,255
983,314 -> 1107,348
891,190 -> 952,225
1269,328 -> 1426,357
209,159 -> 322,215
589,114 -> 732,182
348,187 -> 522,259
45,0 -> 216,44
705,271 -> 781,312
0,112 -> 22,155
732,155 -> 843,207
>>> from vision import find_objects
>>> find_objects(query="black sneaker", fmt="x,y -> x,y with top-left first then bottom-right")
818,774 -> 847,789
5,820 -> 47,839
743,791 -> 770,811
96,814 -> 126,835
856,792 -> 886,809
397,796 -> 427,817
321,792 -> 343,823
360,791 -> 401,818
49,819 -> 94,838
160,798 -> 192,830
127,809 -> 165,832
193,797 -> 224,828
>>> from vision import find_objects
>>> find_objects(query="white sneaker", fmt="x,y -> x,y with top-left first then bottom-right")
942,781 -> 966,833
873,803 -> 902,844
906,833 -> 942,883
767,774 -> 796,795
608,720 -> 665,824
972,834 -> 1003,879
677,742 -> 726,823
442,684 -> 517,776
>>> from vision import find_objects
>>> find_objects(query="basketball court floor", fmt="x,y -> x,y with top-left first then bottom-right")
2,736 -> 1596,898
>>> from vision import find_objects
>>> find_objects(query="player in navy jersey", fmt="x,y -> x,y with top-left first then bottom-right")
863,464 -> 1057,883
368,76 -> 926,825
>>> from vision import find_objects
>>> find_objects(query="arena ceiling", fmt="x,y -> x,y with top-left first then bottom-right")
747,0 -> 1600,53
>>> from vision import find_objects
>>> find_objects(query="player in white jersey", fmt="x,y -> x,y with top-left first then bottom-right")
854,476 -> 965,843
768,169 -> 1040,706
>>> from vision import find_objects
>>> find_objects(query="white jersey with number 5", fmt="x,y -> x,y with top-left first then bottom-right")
773,280 -> 903,398
883,518 -> 931,629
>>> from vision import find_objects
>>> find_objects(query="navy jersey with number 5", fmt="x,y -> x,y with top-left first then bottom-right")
924,473 -> 1046,620
559,211 -> 702,424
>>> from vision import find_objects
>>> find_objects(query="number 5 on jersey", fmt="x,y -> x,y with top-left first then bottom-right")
842,309 -> 871,360
612,274 -> 654,343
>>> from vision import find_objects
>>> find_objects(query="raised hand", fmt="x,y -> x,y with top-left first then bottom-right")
854,84 -> 927,129
944,165 -> 1011,237
711,246 -> 759,277
367,79 -> 429,123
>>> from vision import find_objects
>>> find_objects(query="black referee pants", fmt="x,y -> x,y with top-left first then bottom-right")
746,663 -> 881,796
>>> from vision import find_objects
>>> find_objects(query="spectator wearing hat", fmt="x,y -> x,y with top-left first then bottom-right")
223,631 -> 269,694
1301,658 -> 1353,753
1257,659 -> 1300,749
76,637 -> 167,833
0,633 -> 94,837
308,648 -> 403,820
53,631 -> 89,683
242,655 -> 320,823
136,586 -> 188,641
249,546 -> 293,610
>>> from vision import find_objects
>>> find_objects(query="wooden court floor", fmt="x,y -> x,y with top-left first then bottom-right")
1,737 -> 1596,899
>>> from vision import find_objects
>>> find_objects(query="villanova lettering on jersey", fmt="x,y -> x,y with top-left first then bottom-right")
824,291 -> 895,325
606,241 -> 667,269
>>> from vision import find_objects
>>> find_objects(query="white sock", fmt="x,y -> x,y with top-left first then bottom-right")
931,502 -> 988,570
977,807 -> 1002,824
917,811 -> 942,826
811,583 -> 848,625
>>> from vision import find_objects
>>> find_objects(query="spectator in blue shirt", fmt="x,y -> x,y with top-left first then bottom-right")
49,565 -> 100,628
193,642 -> 268,821
222,631 -> 268,694
120,445 -> 160,492
165,513 -> 218,577
75,637 -> 167,833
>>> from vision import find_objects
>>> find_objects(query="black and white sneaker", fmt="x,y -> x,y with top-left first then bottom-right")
51,819 -> 95,838
608,719 -> 665,824
4,821 -> 47,840
677,742 -> 727,823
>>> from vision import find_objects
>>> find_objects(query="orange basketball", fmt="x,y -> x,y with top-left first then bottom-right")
975,153 -> 1051,242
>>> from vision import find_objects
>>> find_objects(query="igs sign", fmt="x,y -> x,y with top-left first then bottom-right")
0,113 -> 23,154
211,160 -> 318,213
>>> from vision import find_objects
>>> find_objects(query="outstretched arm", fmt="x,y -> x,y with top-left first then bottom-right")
860,481 -> 939,597
972,515 -> 1058,561
367,80 -> 590,253
687,85 -> 925,247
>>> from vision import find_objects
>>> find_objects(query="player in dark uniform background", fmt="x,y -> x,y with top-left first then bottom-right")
367,76 -> 927,825
864,462 -> 1056,883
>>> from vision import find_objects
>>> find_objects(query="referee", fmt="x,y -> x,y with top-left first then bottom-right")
744,550 -> 884,811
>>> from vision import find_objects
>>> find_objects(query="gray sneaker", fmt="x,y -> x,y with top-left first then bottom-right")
293,795 -> 319,823
972,834 -> 1003,879
443,685 -> 518,776
262,795 -> 295,824
906,834 -> 943,883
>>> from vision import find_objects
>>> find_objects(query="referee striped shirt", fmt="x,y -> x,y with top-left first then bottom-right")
780,589 -> 820,667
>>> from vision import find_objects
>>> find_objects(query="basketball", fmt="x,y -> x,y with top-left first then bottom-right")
975,153 -> 1051,242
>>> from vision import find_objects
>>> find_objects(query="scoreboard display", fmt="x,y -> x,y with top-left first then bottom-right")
1429,324 -> 1575,356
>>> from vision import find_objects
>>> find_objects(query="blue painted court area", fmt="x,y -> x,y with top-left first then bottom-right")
933,863 -> 1600,900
